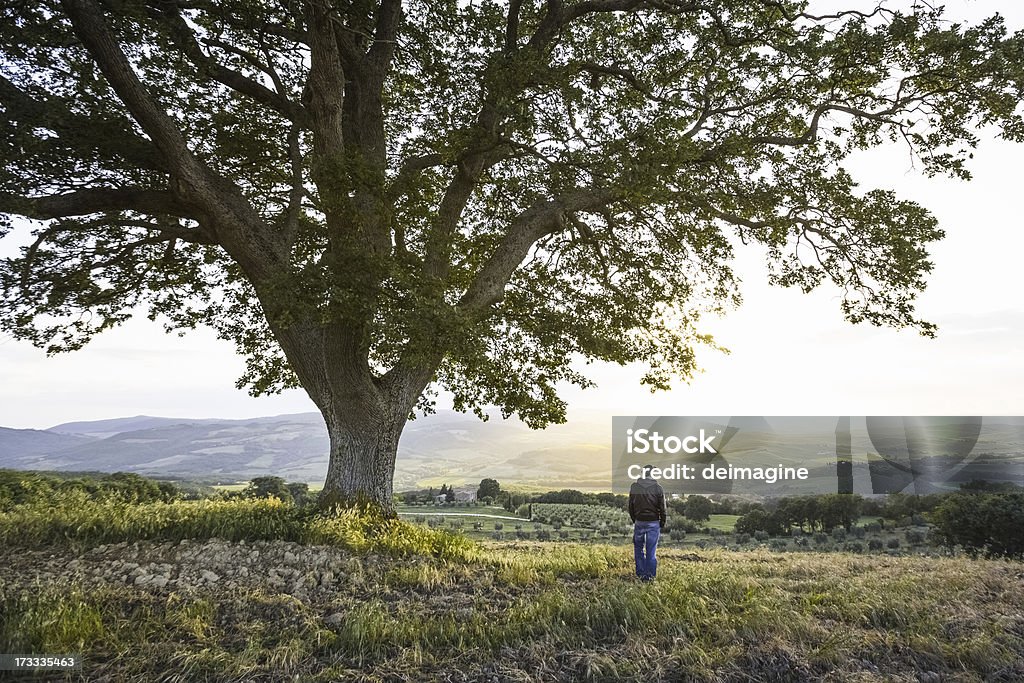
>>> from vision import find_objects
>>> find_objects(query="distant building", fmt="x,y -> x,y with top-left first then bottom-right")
432,489 -> 476,504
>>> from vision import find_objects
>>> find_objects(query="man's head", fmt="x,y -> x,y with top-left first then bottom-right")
642,464 -> 654,479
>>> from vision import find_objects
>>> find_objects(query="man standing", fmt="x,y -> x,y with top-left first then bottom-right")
628,464 -> 667,581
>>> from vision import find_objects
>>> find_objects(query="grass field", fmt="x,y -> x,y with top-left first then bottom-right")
3,538 -> 1021,681
703,514 -> 741,531
2,496 -> 1021,681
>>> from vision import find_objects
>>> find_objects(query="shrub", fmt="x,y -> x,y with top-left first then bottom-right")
844,542 -> 864,554
868,539 -> 884,551
887,538 -> 901,549
493,522 -> 503,531
242,476 -> 294,505
832,527 -> 847,541
305,510 -> 474,561
0,469 -> 179,510
753,530 -> 769,542
931,492 -> 1024,559
682,519 -> 701,533
905,530 -> 927,546
813,533 -> 829,546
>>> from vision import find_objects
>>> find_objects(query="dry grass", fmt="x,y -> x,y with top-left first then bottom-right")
2,540 -> 1022,681
1,496 -> 1021,681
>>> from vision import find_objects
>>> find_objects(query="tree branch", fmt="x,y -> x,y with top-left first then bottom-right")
458,188 -> 623,316
60,0 -> 204,180
59,0 -> 287,273
0,73 -> 166,173
159,0 -> 309,44
506,0 -> 524,51
387,152 -> 445,204
2,187 -> 192,221
748,101 -> 904,147
368,0 -> 403,75
282,124 -> 304,246
305,2 -> 347,162
147,3 -> 304,122
423,145 -> 508,278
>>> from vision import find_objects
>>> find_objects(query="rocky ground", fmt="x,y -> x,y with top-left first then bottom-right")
10,539 -> 365,599
0,538 -> 537,622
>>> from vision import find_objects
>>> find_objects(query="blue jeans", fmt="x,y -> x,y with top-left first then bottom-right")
633,520 -> 661,580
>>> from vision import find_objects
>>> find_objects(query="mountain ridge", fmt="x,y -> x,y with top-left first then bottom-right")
2,410 -> 611,490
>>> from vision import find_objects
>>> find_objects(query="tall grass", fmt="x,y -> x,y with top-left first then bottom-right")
304,509 -> 474,560
0,494 -> 471,560
0,493 -> 303,547
0,586 -> 106,653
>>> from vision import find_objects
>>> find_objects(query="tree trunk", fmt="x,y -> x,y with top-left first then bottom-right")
262,305 -> 435,516
318,406 -> 405,515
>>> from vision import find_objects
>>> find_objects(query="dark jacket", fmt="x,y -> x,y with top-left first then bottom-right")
628,477 -> 667,526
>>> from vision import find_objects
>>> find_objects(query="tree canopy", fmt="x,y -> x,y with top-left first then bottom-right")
477,477 -> 501,501
683,494 -> 713,522
1,1 -> 1022,506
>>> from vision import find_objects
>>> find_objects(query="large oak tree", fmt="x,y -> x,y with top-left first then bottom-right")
2,1 -> 1021,511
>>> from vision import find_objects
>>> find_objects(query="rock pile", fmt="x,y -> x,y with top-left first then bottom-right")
2,539 -> 370,603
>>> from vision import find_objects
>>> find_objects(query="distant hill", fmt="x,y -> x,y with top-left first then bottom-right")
49,415 -> 232,439
0,427 -> 92,459
12,413 -> 1014,492
0,411 -> 612,490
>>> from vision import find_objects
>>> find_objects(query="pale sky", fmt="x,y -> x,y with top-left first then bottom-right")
2,1 -> 1023,430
